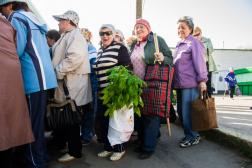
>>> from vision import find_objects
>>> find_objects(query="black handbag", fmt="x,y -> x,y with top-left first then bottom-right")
46,81 -> 83,129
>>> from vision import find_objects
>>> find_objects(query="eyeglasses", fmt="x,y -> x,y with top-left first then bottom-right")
99,31 -> 113,36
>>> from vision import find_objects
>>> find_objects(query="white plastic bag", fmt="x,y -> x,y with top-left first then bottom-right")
107,106 -> 134,146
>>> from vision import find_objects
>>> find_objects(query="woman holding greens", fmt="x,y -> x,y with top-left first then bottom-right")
93,24 -> 132,161
129,19 -> 173,159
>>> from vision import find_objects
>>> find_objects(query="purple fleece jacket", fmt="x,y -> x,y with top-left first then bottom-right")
173,35 -> 208,89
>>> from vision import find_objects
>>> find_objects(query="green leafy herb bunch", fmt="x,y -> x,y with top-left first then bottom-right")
101,65 -> 146,117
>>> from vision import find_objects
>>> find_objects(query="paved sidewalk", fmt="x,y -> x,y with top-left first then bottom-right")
45,95 -> 252,168
48,124 -> 250,168
214,95 -> 252,143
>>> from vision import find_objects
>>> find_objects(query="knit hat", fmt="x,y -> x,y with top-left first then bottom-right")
53,10 -> 79,26
0,0 -> 26,6
99,24 -> 116,35
134,18 -> 151,33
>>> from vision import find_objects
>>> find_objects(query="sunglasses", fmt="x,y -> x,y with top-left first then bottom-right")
99,31 -> 113,36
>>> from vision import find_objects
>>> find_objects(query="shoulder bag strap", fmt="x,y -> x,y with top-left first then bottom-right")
62,79 -> 71,99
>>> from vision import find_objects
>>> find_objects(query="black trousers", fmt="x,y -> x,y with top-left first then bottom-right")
53,125 -> 82,158
230,86 -> 235,98
0,149 -> 13,168
52,104 -> 90,158
65,124 -> 82,158
54,104 -> 91,158
207,72 -> 212,97
206,62 -> 213,97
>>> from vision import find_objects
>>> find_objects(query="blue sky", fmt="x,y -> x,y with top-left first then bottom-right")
32,0 -> 252,49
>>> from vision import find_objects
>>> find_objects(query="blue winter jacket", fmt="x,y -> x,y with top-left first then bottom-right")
87,43 -> 98,99
9,10 -> 57,94
225,72 -> 237,88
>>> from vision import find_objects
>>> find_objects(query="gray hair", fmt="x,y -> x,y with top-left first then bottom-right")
177,16 -> 194,34
115,29 -> 125,41
99,24 -> 116,35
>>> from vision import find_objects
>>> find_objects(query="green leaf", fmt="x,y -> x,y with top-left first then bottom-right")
101,65 -> 146,118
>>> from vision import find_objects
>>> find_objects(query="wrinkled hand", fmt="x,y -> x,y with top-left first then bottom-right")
198,81 -> 207,93
154,52 -> 164,62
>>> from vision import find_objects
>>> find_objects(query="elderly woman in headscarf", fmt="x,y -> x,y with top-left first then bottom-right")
52,10 -> 92,162
93,24 -> 132,161
129,18 -> 173,159
173,16 -> 207,148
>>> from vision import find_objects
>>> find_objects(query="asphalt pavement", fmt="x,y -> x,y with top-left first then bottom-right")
46,95 -> 252,168
215,95 -> 252,143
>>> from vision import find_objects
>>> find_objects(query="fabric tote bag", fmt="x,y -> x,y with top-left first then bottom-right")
191,92 -> 218,131
142,64 -> 174,117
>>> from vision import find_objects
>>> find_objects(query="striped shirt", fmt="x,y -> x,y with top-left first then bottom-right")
93,41 -> 132,89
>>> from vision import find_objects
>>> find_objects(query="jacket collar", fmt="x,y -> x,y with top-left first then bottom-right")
176,34 -> 194,47
147,32 -> 154,42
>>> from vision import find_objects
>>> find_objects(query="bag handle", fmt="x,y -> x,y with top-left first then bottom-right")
62,79 -> 71,99
153,33 -> 161,65
199,91 -> 209,109
199,91 -> 209,99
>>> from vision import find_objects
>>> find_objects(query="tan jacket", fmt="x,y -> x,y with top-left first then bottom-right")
52,28 -> 92,106
0,16 -> 34,150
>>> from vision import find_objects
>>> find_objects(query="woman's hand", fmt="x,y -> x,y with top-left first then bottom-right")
198,81 -> 207,93
154,52 -> 164,62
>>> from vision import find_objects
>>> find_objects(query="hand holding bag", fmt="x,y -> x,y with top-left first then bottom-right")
141,33 -> 174,118
191,92 -> 218,131
46,80 -> 83,129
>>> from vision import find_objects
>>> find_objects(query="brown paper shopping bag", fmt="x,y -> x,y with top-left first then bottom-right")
191,92 -> 218,131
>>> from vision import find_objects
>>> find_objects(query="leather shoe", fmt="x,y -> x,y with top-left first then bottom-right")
138,151 -> 153,160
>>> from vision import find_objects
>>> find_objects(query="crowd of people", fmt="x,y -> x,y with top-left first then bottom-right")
0,0 -> 221,167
